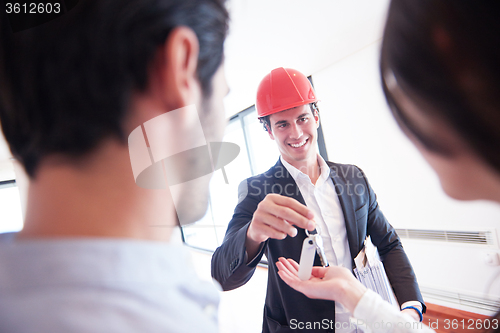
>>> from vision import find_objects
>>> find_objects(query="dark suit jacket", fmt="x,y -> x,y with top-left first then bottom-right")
211,159 -> 424,333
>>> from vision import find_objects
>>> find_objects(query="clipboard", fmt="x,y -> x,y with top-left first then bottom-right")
353,236 -> 399,308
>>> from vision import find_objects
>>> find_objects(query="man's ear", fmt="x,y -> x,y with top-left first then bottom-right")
314,110 -> 320,129
267,125 -> 275,140
155,26 -> 200,111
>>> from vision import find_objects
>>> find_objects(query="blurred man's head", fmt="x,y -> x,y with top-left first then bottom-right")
0,0 -> 230,235
0,0 -> 229,178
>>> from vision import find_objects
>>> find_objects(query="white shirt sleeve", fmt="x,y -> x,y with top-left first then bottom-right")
401,301 -> 423,311
353,290 -> 435,333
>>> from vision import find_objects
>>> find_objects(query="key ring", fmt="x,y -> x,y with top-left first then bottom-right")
305,224 -> 321,237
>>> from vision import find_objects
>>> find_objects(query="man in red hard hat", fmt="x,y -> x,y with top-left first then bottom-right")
212,67 -> 425,332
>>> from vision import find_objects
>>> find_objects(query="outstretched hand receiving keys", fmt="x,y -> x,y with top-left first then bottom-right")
275,257 -> 367,313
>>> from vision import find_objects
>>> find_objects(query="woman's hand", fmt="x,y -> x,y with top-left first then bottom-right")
276,257 -> 367,313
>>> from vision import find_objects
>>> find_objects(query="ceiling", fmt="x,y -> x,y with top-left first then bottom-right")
0,0 -> 390,180
223,0 -> 389,116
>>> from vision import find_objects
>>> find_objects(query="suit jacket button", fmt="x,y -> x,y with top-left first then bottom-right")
230,258 -> 239,271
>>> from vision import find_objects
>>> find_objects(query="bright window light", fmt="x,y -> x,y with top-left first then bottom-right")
0,185 -> 23,233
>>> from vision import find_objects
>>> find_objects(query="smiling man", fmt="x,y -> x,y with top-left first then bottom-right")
212,67 -> 425,333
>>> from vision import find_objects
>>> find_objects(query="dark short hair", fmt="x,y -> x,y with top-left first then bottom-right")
381,0 -> 500,172
0,0 -> 229,177
259,102 -> 319,132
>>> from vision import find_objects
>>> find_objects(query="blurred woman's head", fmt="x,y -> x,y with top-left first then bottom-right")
381,1 -> 500,202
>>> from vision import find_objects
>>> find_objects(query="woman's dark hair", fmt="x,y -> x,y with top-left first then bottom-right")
381,0 -> 500,173
0,0 -> 228,177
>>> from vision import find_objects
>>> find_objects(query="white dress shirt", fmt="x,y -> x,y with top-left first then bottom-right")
281,156 -> 422,331
281,155 -> 356,332
281,155 -> 352,271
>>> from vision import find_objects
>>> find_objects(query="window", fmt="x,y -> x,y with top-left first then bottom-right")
181,116 -> 252,251
0,180 -> 23,234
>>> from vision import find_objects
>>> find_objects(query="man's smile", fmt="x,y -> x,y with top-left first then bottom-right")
288,138 -> 309,148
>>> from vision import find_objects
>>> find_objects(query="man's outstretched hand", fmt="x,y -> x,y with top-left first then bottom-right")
245,194 -> 316,260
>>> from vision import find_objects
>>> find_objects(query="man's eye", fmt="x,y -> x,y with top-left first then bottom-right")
278,123 -> 287,128
300,117 -> 307,122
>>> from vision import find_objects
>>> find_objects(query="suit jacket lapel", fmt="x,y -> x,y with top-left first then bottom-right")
271,159 -> 306,206
328,162 -> 359,265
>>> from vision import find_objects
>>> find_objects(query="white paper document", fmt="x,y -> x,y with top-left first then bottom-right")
353,236 -> 399,308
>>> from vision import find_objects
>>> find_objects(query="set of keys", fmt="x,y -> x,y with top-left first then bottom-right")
297,225 -> 329,281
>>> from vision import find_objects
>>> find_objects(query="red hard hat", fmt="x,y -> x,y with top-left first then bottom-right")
256,67 -> 318,118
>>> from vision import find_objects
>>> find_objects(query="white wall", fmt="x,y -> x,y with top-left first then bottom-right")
223,0 -> 390,118
312,41 -> 500,314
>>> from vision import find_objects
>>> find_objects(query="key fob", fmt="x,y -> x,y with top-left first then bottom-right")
298,237 -> 316,281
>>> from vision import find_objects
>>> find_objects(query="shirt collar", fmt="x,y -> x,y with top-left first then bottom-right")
280,154 -> 330,186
